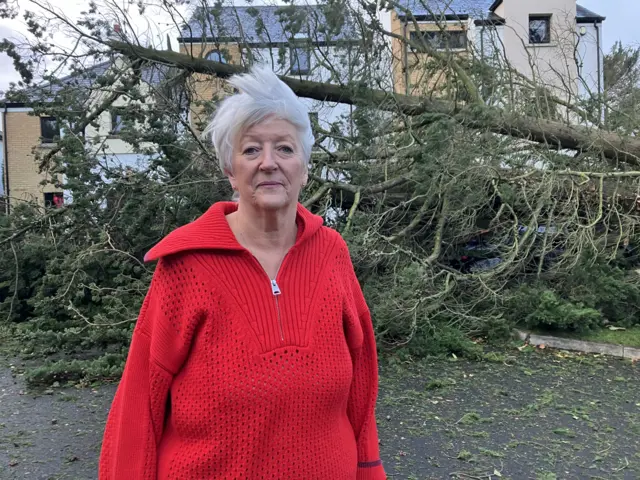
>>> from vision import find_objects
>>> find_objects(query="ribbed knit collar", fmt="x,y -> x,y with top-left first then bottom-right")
144,201 -> 324,262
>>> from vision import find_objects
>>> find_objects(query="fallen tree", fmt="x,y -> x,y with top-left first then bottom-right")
2,0 -> 640,383
108,40 -> 640,166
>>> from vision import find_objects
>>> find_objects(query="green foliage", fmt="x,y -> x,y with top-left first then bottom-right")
603,41 -> 640,135
505,259 -> 640,332
516,288 -> 602,332
3,4 -> 640,387
24,353 -> 127,385
0,64 -> 232,385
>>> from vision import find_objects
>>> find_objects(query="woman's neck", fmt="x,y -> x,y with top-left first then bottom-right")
228,202 -> 298,252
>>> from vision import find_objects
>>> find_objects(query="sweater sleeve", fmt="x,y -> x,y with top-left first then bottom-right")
342,246 -> 387,480
98,257 -> 204,479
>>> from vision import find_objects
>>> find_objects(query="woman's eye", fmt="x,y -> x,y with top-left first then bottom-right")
243,147 -> 259,155
278,145 -> 294,154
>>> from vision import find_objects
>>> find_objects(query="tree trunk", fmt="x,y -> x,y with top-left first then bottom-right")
108,40 -> 640,166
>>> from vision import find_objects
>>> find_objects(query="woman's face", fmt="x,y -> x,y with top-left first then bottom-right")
228,117 -> 307,212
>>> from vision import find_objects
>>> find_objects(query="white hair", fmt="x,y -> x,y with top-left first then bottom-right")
204,65 -> 315,174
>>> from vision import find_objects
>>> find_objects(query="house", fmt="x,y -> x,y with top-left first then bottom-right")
0,131 -> 4,197
1,59 -> 170,210
177,4 -> 363,141
2,1 -> 606,210
2,4 -> 364,210
382,0 -> 605,102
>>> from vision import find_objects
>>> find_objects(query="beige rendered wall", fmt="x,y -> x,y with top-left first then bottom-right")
390,12 -> 469,96
499,0 -> 578,99
179,42 -> 242,132
4,111 -> 61,206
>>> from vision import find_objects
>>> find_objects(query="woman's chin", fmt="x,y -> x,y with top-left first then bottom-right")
251,192 -> 292,211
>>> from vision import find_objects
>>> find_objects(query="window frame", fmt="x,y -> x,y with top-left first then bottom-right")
529,14 -> 552,45
40,116 -> 60,144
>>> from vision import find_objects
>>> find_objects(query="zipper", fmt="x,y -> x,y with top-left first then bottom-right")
270,279 -> 284,343
248,253 -> 292,346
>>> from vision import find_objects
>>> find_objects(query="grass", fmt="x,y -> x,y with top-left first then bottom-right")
531,326 -> 640,348
572,326 -> 640,348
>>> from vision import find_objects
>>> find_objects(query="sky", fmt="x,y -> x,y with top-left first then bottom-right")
579,0 -> 640,50
0,0 -> 637,92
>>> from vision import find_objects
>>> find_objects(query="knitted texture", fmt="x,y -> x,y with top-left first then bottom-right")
99,201 -> 386,480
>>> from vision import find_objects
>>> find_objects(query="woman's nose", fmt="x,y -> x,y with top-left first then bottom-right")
259,147 -> 278,170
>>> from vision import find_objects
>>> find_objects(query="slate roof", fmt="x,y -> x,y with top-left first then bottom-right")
576,5 -> 606,21
395,0 -> 604,21
395,0 -> 496,19
3,61 -> 170,106
10,61 -> 113,104
178,5 -> 359,43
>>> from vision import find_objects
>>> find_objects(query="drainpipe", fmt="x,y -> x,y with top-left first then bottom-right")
594,20 -> 602,123
480,22 -> 485,99
480,23 -> 485,62
2,104 -> 8,215
403,20 -> 409,94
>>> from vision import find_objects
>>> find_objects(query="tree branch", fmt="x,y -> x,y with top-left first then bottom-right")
107,40 -> 640,166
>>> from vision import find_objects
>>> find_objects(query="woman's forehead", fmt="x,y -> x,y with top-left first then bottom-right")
241,118 -> 297,138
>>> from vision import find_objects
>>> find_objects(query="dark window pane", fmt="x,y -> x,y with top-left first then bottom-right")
40,117 -> 59,143
291,47 -> 310,74
410,30 -> 467,50
111,110 -> 124,135
206,50 -> 226,63
529,16 -> 551,44
44,192 -> 63,208
450,31 -> 467,49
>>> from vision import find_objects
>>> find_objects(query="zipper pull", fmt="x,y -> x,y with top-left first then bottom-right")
270,279 -> 281,296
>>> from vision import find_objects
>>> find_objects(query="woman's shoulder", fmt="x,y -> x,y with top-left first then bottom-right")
149,250 -> 218,289
315,225 -> 349,249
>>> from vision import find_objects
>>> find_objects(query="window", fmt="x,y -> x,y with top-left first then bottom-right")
44,192 -> 64,208
110,108 -> 125,136
40,117 -> 60,144
290,47 -> 310,75
206,50 -> 226,63
529,15 -> 551,44
410,30 -> 467,50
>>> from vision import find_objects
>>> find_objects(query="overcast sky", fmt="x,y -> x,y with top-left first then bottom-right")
0,0 -> 637,92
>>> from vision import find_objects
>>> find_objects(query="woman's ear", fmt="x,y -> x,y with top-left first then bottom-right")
225,167 -> 236,190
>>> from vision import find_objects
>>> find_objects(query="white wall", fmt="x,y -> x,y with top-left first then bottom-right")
85,81 -> 157,159
498,0 -> 579,99
471,22 -> 506,65
575,22 -> 605,100
0,140 -> 4,196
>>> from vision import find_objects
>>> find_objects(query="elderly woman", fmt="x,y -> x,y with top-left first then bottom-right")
98,65 -> 386,480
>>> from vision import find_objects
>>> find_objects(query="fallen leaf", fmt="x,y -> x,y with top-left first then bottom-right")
538,344 -> 546,349
494,468 -> 503,477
